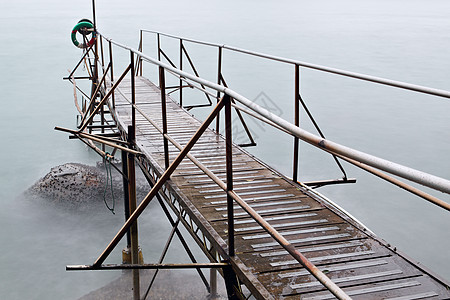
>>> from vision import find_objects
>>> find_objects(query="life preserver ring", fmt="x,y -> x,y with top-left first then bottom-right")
71,20 -> 96,49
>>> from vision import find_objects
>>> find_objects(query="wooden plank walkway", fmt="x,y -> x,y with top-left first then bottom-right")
109,76 -> 450,299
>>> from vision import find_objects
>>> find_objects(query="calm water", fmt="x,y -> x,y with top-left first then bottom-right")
1,0 -> 449,298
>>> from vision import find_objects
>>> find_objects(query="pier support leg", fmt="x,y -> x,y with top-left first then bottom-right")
121,149 -> 131,256
127,125 -> 140,300
223,263 -> 240,300
209,250 -> 218,299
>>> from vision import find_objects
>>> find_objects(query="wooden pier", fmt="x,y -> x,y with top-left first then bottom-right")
103,76 -> 450,299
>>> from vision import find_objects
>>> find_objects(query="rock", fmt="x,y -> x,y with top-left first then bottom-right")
27,162 -> 149,209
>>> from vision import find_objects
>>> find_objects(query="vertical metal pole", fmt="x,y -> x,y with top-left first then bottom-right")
108,40 -> 115,108
223,264 -> 240,300
100,37 -> 105,151
225,94 -> 234,257
100,36 -> 105,73
130,51 -> 136,130
121,149 -> 131,248
210,250 -> 218,299
159,66 -> 170,169
216,47 -> 223,133
293,64 -> 300,182
127,125 -> 140,300
179,39 -> 183,107
90,0 -> 98,135
139,30 -> 143,76
92,0 -> 97,30
157,33 -> 161,61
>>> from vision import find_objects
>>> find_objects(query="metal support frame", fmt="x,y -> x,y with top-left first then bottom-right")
62,28 -> 450,300
219,75 -> 256,148
92,98 -> 225,268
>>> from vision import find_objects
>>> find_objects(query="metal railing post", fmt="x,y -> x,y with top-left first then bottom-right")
130,51 -> 136,130
108,40 -> 115,108
293,64 -> 300,182
160,66 -> 170,169
100,36 -> 105,73
216,47 -> 223,133
225,94 -> 234,257
139,30 -> 143,76
179,39 -> 183,107
157,33 -> 161,61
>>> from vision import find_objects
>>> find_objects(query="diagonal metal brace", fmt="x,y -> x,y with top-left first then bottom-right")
91,97 -> 226,267
54,126 -> 141,156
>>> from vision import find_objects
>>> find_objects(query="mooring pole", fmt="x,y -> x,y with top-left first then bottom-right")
127,125 -> 140,299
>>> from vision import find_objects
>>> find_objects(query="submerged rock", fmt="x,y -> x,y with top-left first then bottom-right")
27,162 -> 149,208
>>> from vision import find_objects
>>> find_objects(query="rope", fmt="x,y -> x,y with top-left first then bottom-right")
103,152 -> 116,214
69,72 -> 83,115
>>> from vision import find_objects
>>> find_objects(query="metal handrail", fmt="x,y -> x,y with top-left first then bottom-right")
141,29 -> 450,100
87,31 -> 450,300
99,32 -> 450,195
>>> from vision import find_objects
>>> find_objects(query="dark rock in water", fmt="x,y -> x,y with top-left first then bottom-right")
27,162 -> 149,208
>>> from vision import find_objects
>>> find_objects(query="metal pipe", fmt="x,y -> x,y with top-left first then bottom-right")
77,63 -> 111,128
79,64 -> 131,132
179,39 -> 183,107
67,263 -> 229,271
216,47 -> 223,133
121,149 -> 131,247
225,95 -> 234,257
108,88 -> 353,298
92,98 -> 225,267
139,30 -> 143,76
143,217 -> 181,299
54,126 -> 141,155
100,36 -> 105,73
293,64 -> 300,182
127,125 -> 140,300
98,33 -> 450,195
138,30 -> 450,99
130,51 -> 136,130
181,43 -> 213,105
108,40 -> 115,108
333,153 -> 450,212
159,66 -> 170,169
152,191 -> 211,292
68,46 -> 94,79
228,190 -> 351,300
157,33 -> 161,61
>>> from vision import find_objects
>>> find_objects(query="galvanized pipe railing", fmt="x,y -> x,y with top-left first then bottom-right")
140,29 -> 450,186
87,32 -> 450,300
141,30 -> 450,99
99,32 -> 450,195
